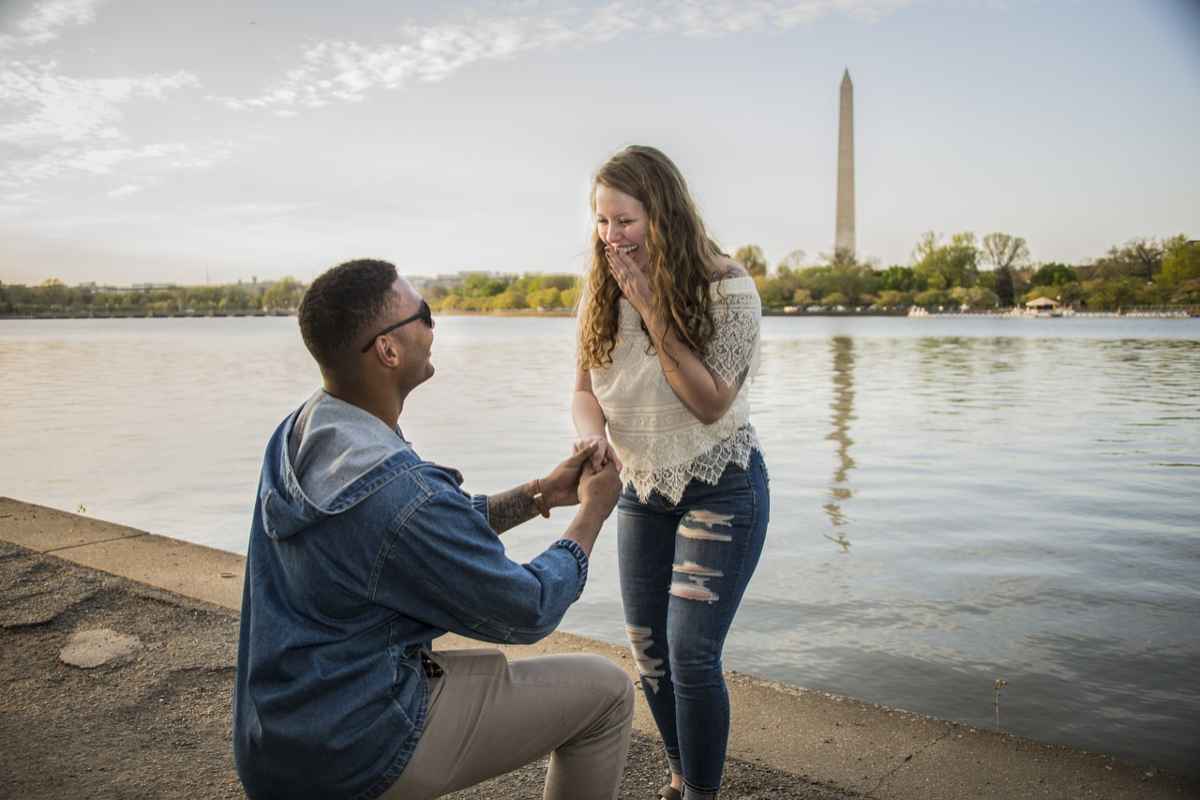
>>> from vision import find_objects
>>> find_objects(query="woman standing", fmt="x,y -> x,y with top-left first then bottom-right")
573,145 -> 769,800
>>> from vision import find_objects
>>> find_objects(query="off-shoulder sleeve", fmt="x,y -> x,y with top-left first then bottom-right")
703,282 -> 762,387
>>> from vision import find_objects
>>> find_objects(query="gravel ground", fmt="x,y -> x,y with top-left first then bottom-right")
0,541 -> 857,800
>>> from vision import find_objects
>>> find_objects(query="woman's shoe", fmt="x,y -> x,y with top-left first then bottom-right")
657,784 -> 683,800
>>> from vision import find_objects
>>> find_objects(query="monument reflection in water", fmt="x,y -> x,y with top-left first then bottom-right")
823,336 -> 855,552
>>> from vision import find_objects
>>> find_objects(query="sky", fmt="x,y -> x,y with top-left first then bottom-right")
1,0 -> 1198,286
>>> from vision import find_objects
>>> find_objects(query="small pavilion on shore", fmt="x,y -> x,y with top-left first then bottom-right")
1025,296 -> 1061,311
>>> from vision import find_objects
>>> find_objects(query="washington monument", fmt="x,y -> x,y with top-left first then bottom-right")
835,68 -> 855,259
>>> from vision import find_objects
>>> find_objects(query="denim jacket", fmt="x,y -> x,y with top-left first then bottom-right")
233,391 -> 589,800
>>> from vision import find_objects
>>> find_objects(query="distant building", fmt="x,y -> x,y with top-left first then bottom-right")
835,69 -> 856,260
75,282 -> 162,294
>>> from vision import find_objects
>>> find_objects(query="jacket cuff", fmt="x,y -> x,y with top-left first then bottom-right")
551,539 -> 589,600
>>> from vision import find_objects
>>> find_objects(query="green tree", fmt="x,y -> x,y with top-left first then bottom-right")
462,274 -> 508,298
489,290 -> 527,311
1168,279 -> 1200,305
560,287 -> 581,309
733,245 -> 768,278
979,235 -> 1027,309
879,265 -> 918,292
777,249 -> 806,272
951,286 -> 999,310
39,278 -> 68,308
913,288 -> 949,308
1094,238 -> 1164,281
263,277 -> 305,311
874,290 -> 910,308
1083,278 -> 1140,311
221,286 -> 254,311
1056,282 -> 1084,306
1158,237 -> 1200,291
1032,262 -> 1077,286
821,292 -> 848,308
994,267 -> 1015,306
913,232 -> 979,291
755,275 -> 791,307
540,274 -> 578,291
824,248 -> 858,270
527,287 -> 562,310
981,233 -> 1030,272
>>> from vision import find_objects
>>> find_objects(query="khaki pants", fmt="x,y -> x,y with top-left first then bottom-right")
380,649 -> 635,800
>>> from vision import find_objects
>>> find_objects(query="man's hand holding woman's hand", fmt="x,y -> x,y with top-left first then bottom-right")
574,434 -> 622,473
558,445 -> 621,557
578,458 -> 621,519
538,444 -> 598,508
543,441 -> 620,527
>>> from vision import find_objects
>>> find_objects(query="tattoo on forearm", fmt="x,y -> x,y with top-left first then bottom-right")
486,485 -> 539,535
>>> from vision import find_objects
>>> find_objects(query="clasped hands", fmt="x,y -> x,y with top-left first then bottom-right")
538,441 -> 622,514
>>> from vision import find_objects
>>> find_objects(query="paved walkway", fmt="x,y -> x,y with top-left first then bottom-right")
1,497 -> 1195,799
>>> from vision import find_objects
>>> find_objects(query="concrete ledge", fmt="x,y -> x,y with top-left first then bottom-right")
0,497 -> 244,609
3,497 -> 1196,800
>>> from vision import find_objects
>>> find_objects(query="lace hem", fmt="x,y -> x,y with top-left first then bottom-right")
620,425 -> 762,505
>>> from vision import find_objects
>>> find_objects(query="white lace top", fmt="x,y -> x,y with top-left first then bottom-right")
588,276 -> 763,505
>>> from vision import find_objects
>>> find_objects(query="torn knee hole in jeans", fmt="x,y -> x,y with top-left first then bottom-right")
625,625 -> 665,693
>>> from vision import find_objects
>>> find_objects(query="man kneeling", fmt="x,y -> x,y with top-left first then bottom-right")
233,259 -> 632,800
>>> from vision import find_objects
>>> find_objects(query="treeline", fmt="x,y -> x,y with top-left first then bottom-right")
4,233 -> 1197,317
0,277 -> 306,316
738,232 -> 1199,311
421,273 -> 581,312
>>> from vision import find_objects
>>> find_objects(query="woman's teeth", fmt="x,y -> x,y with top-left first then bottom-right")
616,244 -> 638,254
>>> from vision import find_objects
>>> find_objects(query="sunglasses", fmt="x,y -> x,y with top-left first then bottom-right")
360,300 -> 434,353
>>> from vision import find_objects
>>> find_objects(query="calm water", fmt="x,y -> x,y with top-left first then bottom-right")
2,315 -> 1198,773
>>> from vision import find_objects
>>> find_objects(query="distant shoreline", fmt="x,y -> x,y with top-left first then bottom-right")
1,309 -> 1196,321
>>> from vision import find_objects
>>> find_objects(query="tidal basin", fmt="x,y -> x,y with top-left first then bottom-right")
1,314 -> 1197,774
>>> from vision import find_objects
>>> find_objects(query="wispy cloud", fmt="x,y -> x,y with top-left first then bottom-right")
0,139 -> 234,187
106,183 -> 142,198
218,16 -> 575,112
218,0 -> 913,113
0,0 -> 104,49
0,60 -> 199,145
0,0 -> 206,193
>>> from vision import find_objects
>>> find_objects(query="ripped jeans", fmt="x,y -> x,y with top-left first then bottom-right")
617,450 -> 769,800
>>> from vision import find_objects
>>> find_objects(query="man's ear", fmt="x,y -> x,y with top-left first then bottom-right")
376,335 -> 404,368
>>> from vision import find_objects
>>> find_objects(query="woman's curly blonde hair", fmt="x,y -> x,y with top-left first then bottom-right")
578,145 -> 725,370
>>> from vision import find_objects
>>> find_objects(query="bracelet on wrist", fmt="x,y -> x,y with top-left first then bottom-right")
531,479 -> 551,518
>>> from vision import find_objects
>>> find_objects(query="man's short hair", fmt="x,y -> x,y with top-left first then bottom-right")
298,259 -> 399,370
